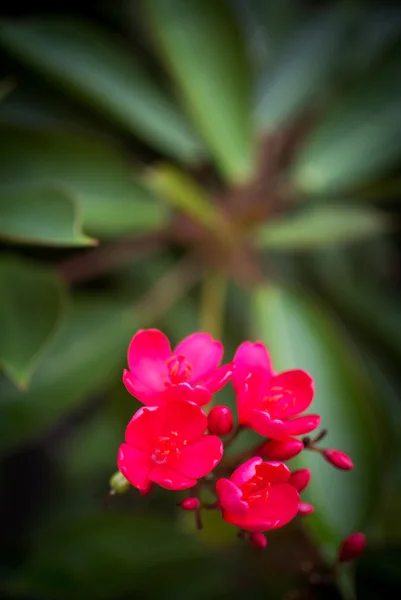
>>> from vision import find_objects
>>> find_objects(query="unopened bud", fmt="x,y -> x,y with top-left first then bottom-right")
324,449 -> 353,470
298,502 -> 315,516
249,532 -> 267,549
289,469 -> 311,493
259,438 -> 303,461
338,532 -> 366,563
109,471 -> 131,494
180,497 -> 201,511
207,405 -> 233,436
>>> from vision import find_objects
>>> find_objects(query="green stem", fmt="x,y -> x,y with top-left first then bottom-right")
199,271 -> 228,338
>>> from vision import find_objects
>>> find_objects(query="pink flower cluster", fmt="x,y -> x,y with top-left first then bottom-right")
115,329 -> 358,544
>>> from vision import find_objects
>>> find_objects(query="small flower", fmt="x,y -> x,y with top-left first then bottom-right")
289,469 -> 311,493
259,438 -> 304,461
216,458 -> 300,532
323,449 -> 354,470
123,329 -> 232,406
249,532 -> 267,549
233,341 -> 319,439
297,502 -> 315,516
118,401 -> 223,491
180,497 -> 201,510
338,532 -> 366,563
207,405 -> 234,436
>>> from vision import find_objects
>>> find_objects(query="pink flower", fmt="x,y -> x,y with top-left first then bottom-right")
123,329 -> 232,406
118,401 -> 223,491
216,457 -> 300,532
338,532 -> 366,562
233,341 -> 319,439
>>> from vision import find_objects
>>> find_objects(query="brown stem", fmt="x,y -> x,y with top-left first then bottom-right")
57,232 -> 167,284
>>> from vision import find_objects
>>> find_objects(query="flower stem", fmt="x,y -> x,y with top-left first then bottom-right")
200,270 -> 228,339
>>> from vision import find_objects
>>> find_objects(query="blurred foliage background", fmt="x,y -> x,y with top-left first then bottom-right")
0,0 -> 401,598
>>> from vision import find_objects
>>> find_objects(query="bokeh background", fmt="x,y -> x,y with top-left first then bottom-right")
1,1 -> 401,598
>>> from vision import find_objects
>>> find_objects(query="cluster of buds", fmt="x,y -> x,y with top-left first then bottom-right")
109,329 -> 365,561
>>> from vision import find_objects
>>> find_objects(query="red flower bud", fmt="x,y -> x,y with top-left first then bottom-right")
259,438 -> 303,461
180,497 -> 201,511
298,502 -> 315,516
249,532 -> 267,549
289,469 -> 311,493
338,533 -> 366,563
207,405 -> 233,436
324,449 -> 353,470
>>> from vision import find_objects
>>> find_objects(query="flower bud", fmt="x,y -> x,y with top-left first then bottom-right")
338,533 -> 366,563
298,502 -> 315,516
289,469 -> 311,493
324,449 -> 353,470
249,532 -> 267,550
180,497 -> 201,511
259,438 -> 303,461
109,471 -> 131,494
207,405 -> 233,436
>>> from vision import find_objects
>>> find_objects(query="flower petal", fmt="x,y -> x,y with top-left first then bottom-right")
223,483 -> 300,532
125,405 -> 165,452
271,370 -> 314,417
127,329 -> 171,393
162,401 -> 207,444
216,478 -> 248,517
123,369 -> 164,406
202,363 -> 233,393
246,483 -> 300,531
254,461 -> 291,484
174,333 -> 223,383
284,414 -> 321,436
230,457 -> 263,487
162,382 -> 212,406
149,463 -> 196,490
170,435 -> 223,479
232,341 -> 273,393
248,409 -> 287,439
117,443 -> 151,490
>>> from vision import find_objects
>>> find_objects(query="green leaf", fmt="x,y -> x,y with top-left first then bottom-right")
0,256 -> 66,389
291,50 -> 401,195
0,18 -> 204,163
252,284 -> 382,548
143,0 -> 253,184
0,295 -> 135,455
256,7 -> 352,131
0,124 -> 168,239
144,163 -> 227,235
257,204 -> 389,250
6,513 -> 219,600
0,186 -> 95,246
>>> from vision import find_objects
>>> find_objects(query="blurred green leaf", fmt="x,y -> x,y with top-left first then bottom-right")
256,7 -> 351,131
0,186 -> 96,247
7,513 -> 224,600
252,284 -> 382,549
310,251 -> 401,368
144,163 -> 227,235
0,295 -> 135,455
257,204 -> 389,250
292,50 -> 401,195
0,76 -> 16,102
0,18 -> 204,163
0,124 -> 168,239
0,256 -> 66,389
144,0 -> 253,184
